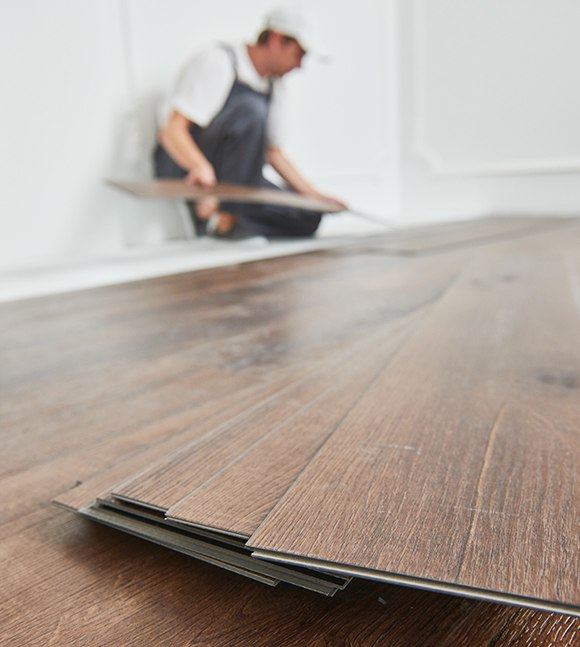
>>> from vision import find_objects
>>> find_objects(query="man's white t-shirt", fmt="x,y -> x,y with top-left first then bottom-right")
161,42 -> 285,148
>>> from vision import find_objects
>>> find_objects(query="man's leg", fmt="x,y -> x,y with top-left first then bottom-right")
238,178 -> 324,238
196,93 -> 324,236
193,93 -> 274,235
197,106 -> 323,237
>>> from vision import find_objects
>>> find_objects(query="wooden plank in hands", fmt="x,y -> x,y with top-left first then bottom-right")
109,179 -> 343,213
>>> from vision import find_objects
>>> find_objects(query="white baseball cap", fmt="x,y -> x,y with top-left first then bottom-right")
263,5 -> 330,61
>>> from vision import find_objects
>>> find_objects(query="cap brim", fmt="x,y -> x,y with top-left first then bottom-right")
299,38 -> 331,63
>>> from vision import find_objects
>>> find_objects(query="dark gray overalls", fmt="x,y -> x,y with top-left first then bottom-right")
153,45 -> 322,238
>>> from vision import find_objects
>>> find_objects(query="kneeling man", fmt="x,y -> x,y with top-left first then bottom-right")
154,6 -> 346,238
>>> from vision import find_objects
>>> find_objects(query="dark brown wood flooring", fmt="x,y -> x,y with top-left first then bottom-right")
249,229 -> 580,614
2,217 -> 579,644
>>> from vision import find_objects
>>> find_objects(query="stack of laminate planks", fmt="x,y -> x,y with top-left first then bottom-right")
53,217 -> 579,618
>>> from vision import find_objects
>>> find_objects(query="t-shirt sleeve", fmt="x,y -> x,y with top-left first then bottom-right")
266,80 -> 286,148
168,47 -> 234,128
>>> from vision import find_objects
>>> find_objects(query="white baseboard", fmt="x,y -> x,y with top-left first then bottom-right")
0,216 -> 390,303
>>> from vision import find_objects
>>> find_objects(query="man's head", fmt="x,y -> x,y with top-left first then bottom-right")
255,29 -> 306,76
254,5 -> 327,77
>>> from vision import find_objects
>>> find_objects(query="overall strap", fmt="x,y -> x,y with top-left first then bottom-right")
219,42 -> 273,100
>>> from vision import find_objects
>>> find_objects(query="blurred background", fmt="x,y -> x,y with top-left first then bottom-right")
1,0 -> 579,299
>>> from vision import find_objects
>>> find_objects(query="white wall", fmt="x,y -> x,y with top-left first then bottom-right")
398,0 -> 580,223
0,0 -> 397,274
0,1 -> 125,270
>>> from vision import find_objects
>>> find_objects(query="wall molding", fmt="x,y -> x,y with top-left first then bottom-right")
410,0 -> 580,177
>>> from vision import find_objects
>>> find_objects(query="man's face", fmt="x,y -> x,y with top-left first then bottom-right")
268,33 -> 306,76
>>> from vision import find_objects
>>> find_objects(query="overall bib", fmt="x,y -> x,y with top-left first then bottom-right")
154,45 -> 322,238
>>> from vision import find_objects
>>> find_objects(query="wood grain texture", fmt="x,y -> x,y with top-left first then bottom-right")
457,403 -> 579,597
46,241 -> 459,513
112,317 -> 417,513
1,218 -> 578,643
165,316 -> 419,536
53,374 -> 311,512
109,179 -> 344,213
249,230 -> 580,613
109,252 -> 461,512
2,255 -> 332,473
112,365 -> 345,511
14,247 -> 451,520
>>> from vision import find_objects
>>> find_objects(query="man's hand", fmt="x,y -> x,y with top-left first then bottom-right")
267,148 -> 349,211
305,190 -> 349,211
185,160 -> 217,187
319,193 -> 349,211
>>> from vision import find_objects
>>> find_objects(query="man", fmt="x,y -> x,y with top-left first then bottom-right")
153,5 -> 347,238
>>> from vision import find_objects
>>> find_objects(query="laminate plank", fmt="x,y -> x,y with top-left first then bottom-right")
4,249 -> 388,423
109,179 -> 344,213
26,249 -> 456,522
248,229 -> 580,614
165,314 -> 420,536
53,319 -> 416,595
52,371 -> 314,513
85,502 -> 350,595
97,496 -> 247,547
109,252 -> 461,513
19,377 -> 283,521
48,248 -> 460,593
81,504 -> 279,587
2,243 -> 448,416
3,253 -> 431,475
0,512 -> 575,647
111,326 -> 403,512
456,402 -> 578,600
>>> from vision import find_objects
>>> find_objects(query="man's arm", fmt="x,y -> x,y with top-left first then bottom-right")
159,110 -> 216,187
266,147 -> 348,210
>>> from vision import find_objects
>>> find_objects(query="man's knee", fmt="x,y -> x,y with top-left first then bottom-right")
278,212 -> 323,237
300,213 -> 323,236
